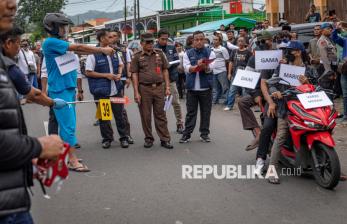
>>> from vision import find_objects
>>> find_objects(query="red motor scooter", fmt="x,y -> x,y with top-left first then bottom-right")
268,77 -> 341,189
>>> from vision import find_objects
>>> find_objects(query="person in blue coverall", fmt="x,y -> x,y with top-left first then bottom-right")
42,13 -> 115,172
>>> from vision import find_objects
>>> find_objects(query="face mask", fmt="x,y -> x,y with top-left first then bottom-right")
61,25 -> 69,39
286,52 -> 295,63
257,40 -> 270,50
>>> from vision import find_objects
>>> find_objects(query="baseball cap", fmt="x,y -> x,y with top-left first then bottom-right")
320,23 -> 333,30
257,30 -> 273,40
140,32 -> 155,41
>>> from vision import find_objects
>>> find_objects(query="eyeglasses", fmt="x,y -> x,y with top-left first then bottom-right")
145,40 -> 154,44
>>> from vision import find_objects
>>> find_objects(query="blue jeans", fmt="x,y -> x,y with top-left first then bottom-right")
225,79 -> 243,108
27,73 -> 38,88
340,74 -> 347,117
212,71 -> 229,103
0,212 -> 34,224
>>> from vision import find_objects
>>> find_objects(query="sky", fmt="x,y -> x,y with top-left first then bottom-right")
64,0 -> 265,16
64,0 -> 196,16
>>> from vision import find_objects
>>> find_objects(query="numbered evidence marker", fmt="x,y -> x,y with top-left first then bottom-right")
279,64 -> 306,86
255,50 -> 282,70
297,91 -> 333,109
95,99 -> 113,120
232,69 -> 261,89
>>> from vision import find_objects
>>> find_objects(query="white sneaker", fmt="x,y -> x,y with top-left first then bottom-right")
224,107 -> 231,111
254,158 -> 265,176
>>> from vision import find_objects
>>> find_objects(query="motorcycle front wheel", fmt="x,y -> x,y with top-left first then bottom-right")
311,142 -> 341,189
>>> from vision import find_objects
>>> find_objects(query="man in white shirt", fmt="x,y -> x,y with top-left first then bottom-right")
85,29 -> 129,149
110,30 -> 134,144
18,39 -> 37,87
180,31 -> 216,143
211,34 -> 229,104
262,19 -> 273,30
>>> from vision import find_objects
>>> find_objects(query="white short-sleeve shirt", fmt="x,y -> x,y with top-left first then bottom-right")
86,54 -> 123,96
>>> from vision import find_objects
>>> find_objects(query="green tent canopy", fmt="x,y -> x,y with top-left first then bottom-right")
179,17 -> 256,34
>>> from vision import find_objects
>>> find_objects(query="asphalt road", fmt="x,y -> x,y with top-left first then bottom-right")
23,80 -> 347,224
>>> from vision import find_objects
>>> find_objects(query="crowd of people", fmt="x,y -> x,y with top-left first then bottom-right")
1,0 -> 347,222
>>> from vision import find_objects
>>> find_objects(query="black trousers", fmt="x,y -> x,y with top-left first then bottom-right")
94,94 -> 127,143
176,73 -> 186,99
183,89 -> 212,137
48,107 -> 59,135
257,114 -> 277,160
120,81 -> 131,136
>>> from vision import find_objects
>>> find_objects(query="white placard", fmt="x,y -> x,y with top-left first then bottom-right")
232,69 -> 261,89
164,95 -> 173,111
55,52 -> 79,75
297,91 -> 333,109
279,64 -> 306,86
255,50 -> 282,70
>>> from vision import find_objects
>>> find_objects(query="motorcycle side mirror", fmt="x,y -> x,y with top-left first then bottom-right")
267,77 -> 285,85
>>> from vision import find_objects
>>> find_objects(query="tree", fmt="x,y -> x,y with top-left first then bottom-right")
16,0 -> 67,40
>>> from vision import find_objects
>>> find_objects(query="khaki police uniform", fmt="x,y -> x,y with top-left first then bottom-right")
130,48 -> 171,142
318,35 -> 338,75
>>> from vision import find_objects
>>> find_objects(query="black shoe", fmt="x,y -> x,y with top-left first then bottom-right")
200,135 -> 211,143
74,143 -> 81,149
179,135 -> 191,143
176,124 -> 184,134
144,140 -> 153,148
102,141 -> 111,149
127,136 -> 134,144
161,141 -> 174,149
120,139 -> 129,148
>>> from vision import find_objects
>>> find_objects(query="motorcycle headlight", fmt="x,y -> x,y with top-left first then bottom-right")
304,121 -> 325,129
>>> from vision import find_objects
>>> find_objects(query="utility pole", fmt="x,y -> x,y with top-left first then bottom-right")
124,0 -> 127,41
133,0 -> 137,39
137,0 -> 140,37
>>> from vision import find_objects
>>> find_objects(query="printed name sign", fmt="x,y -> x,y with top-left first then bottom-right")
232,69 -> 261,89
55,53 -> 79,75
255,50 -> 282,70
279,64 -> 306,86
297,91 -> 333,109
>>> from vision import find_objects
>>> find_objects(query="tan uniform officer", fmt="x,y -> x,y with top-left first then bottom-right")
130,32 -> 173,149
318,23 -> 338,75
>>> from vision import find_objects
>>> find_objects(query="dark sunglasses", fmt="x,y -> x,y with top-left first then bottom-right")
145,40 -> 154,44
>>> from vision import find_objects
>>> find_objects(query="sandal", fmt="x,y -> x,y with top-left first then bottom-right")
268,176 -> 280,184
340,173 -> 347,181
68,164 -> 90,173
